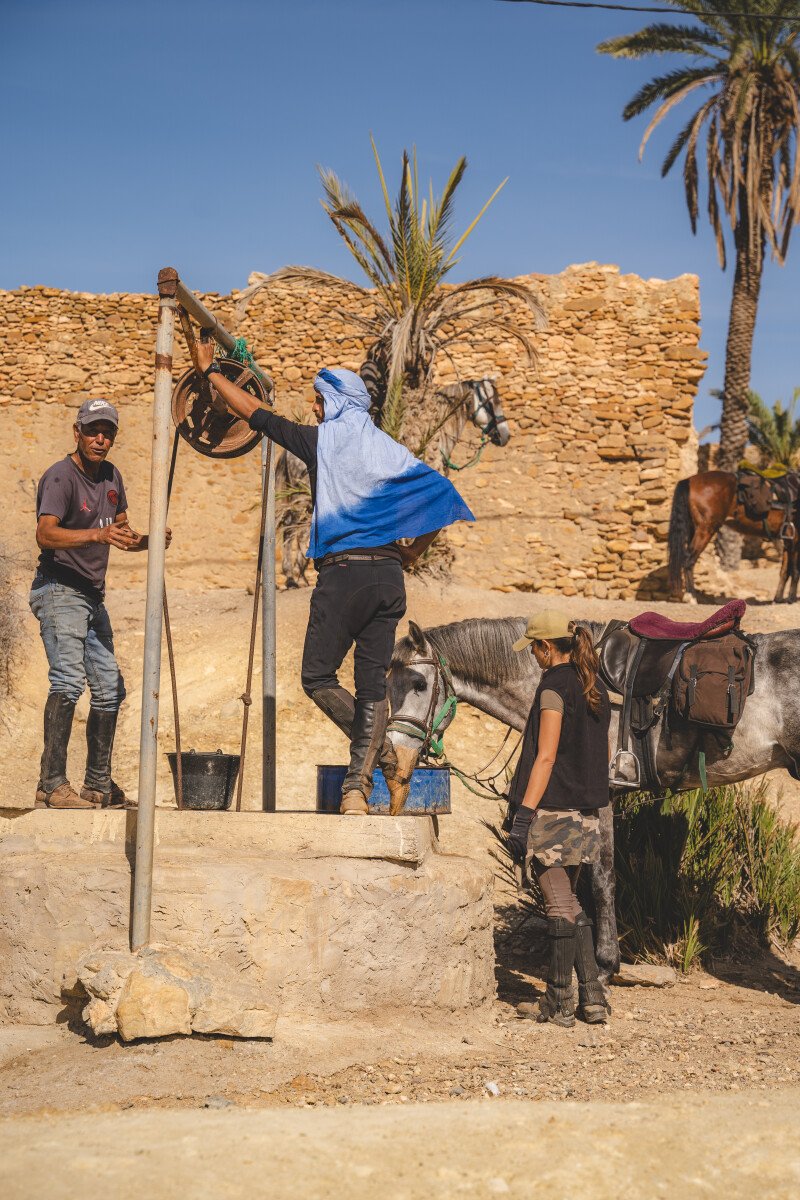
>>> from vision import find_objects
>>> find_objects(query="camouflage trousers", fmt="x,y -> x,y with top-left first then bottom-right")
526,807 -> 601,869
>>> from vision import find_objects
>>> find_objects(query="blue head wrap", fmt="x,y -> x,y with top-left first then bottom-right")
307,367 -> 475,558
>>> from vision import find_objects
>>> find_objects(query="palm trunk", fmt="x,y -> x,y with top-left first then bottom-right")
716,231 -> 764,569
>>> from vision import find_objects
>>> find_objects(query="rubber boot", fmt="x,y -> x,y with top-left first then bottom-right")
80,709 -> 126,808
536,918 -> 577,1028
574,910 -> 610,1024
35,693 -> 92,809
312,687 -> 407,813
340,698 -> 390,815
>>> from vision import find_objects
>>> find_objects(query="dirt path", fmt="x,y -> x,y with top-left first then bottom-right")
2,949 -> 798,1117
3,1090 -> 799,1200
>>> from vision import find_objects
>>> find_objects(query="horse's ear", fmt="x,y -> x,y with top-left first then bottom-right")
408,621 -> 427,653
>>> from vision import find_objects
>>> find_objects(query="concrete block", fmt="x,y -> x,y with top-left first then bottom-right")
0,809 -> 494,1026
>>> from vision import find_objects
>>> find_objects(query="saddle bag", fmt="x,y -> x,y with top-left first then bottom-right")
672,632 -> 755,730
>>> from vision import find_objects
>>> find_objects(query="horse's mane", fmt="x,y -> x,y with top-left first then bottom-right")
392,616 -> 609,688
392,617 -> 533,687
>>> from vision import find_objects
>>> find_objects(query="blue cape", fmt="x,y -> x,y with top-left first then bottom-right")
307,368 -> 475,559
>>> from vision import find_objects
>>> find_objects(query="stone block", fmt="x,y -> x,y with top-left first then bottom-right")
116,968 -> 193,1041
1,810 -> 494,1025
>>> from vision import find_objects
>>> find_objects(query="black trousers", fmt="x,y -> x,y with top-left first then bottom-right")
301,558 -> 406,702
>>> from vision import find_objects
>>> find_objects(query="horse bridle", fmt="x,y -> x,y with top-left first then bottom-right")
388,650 -> 458,760
470,379 -> 500,439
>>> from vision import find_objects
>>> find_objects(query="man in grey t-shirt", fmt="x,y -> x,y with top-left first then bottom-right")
30,398 -> 170,809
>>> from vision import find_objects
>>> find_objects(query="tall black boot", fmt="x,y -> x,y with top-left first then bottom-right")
574,910 -> 610,1024
312,688 -> 404,809
36,694 -> 92,809
340,698 -> 390,814
81,709 -> 125,808
537,918 -> 577,1028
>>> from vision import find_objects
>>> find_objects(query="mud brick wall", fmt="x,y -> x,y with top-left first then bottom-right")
0,263 -> 703,598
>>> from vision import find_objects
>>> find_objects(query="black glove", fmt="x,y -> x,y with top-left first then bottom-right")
507,805 -> 535,864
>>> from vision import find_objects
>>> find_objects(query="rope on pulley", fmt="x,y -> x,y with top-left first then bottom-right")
163,318 -> 273,812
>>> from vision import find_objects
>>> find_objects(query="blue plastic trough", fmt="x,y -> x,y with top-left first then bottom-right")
316,765 -> 451,815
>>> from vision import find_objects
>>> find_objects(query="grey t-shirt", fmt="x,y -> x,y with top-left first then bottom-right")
540,688 -> 565,715
36,455 -> 128,598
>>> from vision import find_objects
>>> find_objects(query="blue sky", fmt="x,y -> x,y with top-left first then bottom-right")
2,0 -> 798,433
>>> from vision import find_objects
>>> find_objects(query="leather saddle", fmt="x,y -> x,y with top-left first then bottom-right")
597,600 -> 748,790
737,465 -> 800,530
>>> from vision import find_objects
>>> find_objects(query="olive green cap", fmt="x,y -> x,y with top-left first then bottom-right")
512,609 -> 573,652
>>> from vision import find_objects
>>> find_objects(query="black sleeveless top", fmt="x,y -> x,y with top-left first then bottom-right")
508,662 -> 611,812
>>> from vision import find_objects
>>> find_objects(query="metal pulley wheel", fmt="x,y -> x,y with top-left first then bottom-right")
171,357 -> 270,458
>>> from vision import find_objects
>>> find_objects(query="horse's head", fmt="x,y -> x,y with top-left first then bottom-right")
387,621 -> 459,798
469,378 -> 510,447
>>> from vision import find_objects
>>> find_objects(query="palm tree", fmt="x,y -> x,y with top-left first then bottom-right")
239,138 -> 544,453
598,2 -> 800,480
746,387 -> 800,465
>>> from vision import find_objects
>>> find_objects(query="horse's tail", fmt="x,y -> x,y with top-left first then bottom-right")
668,477 -> 693,597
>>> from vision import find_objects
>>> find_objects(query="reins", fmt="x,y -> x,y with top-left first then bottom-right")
388,647 -> 523,800
441,381 -> 498,473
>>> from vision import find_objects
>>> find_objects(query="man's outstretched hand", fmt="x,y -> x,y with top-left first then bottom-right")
196,337 -> 215,374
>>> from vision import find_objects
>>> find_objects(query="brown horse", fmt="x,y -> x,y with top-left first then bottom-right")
668,471 -> 799,603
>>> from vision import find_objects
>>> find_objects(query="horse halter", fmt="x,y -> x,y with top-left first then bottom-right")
388,650 -> 458,760
470,379 -> 500,439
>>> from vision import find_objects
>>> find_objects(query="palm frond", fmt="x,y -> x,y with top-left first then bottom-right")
236,265 -> 371,318
598,22 -> 726,60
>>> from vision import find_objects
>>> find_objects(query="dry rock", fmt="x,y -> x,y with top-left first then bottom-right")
78,944 -> 277,1042
613,963 -> 677,988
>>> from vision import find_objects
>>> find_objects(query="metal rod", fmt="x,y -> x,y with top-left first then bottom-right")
164,429 -> 183,811
131,275 -> 176,951
235,439 -> 272,812
262,437 -> 277,811
172,275 -> 273,393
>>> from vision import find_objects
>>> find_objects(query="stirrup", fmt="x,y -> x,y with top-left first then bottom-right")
609,748 -> 641,788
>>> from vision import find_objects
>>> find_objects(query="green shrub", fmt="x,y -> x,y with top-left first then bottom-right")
615,782 -> 800,969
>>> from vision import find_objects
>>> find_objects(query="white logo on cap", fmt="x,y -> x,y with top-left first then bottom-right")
90,400 -> 109,411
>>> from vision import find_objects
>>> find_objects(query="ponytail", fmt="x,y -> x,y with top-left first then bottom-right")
569,623 -> 601,716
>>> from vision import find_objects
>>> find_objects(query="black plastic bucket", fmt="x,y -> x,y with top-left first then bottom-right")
166,749 -> 240,811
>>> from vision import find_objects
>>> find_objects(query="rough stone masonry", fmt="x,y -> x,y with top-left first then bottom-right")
0,262 -> 704,598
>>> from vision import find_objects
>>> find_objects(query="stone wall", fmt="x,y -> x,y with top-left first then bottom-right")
0,810 -> 495,1025
0,263 -> 703,598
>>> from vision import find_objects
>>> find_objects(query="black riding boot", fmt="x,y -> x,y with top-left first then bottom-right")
537,918 -> 577,1028
81,709 -> 125,808
312,687 -> 405,811
36,694 -> 91,808
574,910 -> 610,1024
340,698 -> 390,814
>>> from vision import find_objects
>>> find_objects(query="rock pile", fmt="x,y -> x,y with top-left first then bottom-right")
78,944 -> 278,1041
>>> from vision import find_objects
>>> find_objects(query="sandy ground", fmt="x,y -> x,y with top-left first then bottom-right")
3,565 -> 800,1196
3,1090 -> 800,1200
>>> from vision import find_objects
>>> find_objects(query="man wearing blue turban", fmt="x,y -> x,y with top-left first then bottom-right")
197,344 -> 474,813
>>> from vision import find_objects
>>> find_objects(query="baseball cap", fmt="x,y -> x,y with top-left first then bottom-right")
512,609 -> 574,652
77,398 -> 119,428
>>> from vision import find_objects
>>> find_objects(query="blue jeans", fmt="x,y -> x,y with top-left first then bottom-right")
29,576 -> 126,713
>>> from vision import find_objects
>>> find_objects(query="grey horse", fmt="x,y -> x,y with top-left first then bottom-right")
387,616 -> 800,980
276,378 -> 510,586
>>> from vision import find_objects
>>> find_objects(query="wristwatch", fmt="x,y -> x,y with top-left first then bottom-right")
203,361 -> 222,378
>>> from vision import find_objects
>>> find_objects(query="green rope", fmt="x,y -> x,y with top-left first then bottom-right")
219,335 -> 270,387
442,432 -> 488,472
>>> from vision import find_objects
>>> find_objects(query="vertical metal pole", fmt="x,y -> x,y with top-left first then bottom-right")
262,436 -> 277,810
131,268 -> 177,950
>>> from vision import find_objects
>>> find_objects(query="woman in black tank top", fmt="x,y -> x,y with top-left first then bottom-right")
506,609 -> 611,1028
